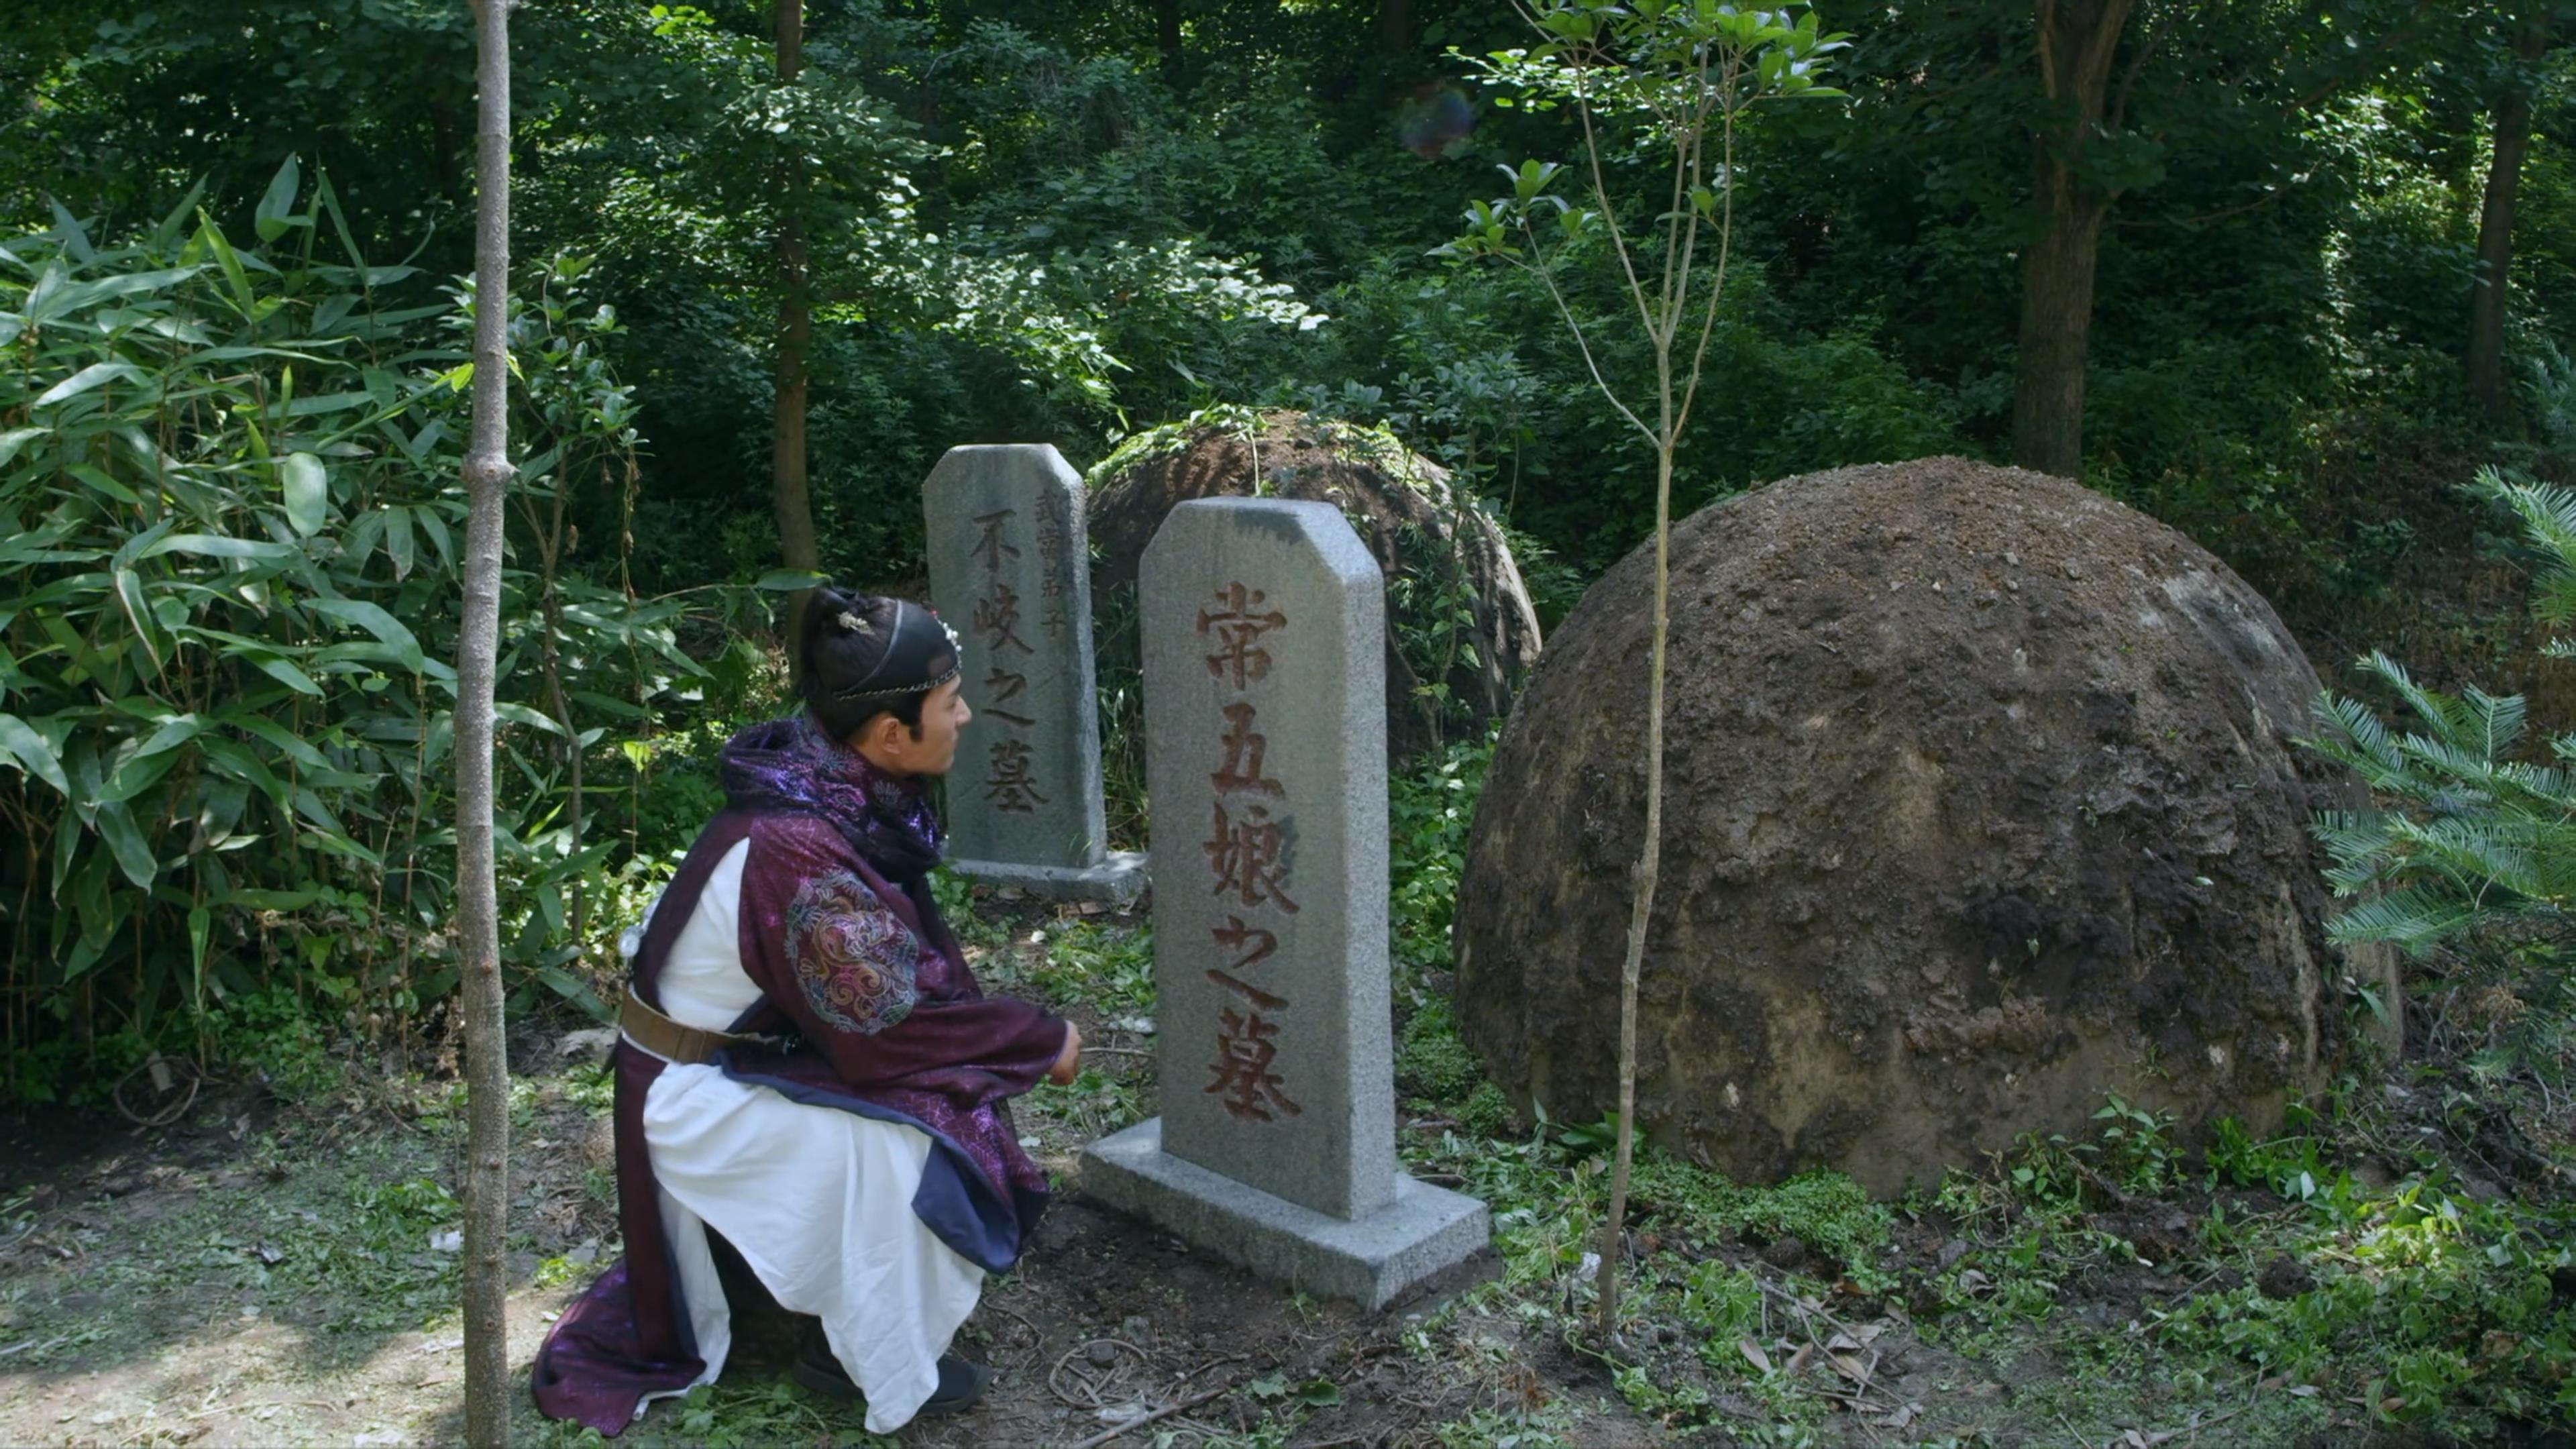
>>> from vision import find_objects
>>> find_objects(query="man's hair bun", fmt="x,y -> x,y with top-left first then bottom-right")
798,586 -> 949,741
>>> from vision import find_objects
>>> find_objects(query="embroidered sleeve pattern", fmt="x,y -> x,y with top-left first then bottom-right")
784,870 -> 920,1036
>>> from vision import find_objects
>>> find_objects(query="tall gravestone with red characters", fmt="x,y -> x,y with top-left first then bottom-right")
924,445 -> 1146,902
1081,498 -> 1489,1309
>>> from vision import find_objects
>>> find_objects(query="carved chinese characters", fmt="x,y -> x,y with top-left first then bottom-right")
1199,596 -> 1302,1123
1081,498 -> 1489,1307
1143,500 -> 1393,1218
922,445 -> 1144,901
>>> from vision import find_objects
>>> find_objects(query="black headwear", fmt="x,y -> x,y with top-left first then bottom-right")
826,598 -> 962,714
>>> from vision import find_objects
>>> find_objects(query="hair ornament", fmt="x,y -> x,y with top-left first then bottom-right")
829,598 -> 963,702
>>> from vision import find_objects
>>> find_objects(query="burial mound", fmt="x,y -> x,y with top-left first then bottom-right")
1088,410 -> 1542,759
1452,457 -> 2400,1195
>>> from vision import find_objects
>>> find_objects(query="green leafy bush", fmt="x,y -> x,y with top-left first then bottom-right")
0,169 -> 712,1091
1390,730 -> 1491,980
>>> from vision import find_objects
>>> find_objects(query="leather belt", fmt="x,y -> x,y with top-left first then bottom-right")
618,987 -> 755,1065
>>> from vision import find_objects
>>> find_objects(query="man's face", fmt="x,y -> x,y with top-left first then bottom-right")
870,678 -> 971,777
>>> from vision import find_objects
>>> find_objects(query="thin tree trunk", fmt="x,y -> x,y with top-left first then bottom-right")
773,0 -> 820,670
2009,0 -> 2137,479
1595,438 -> 1670,1340
458,0 -> 515,1443
533,482 -> 583,939
2468,13 -> 2552,419
1594,46 -> 1745,1340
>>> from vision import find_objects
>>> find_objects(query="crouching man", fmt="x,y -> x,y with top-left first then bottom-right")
534,588 -> 1080,1436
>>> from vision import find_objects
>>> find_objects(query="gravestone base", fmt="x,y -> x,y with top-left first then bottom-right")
1081,1118 -> 1491,1312
948,850 -> 1148,905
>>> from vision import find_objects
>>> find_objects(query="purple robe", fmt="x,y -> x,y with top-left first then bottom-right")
531,720 -> 1068,1436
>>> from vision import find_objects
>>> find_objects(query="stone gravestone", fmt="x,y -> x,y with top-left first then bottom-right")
924,445 -> 1146,902
1081,498 -> 1489,1309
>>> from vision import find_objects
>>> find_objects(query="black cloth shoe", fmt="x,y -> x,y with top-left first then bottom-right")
791,1326 -> 990,1417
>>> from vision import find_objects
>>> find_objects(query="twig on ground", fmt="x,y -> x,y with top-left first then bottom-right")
0,1336 -> 65,1359
111,1055 -> 201,1130
987,1301 -> 1044,1350
180,1399 -> 339,1421
1754,1279 -> 1872,1350
1066,1382 -> 1236,1449
2171,1265 -> 2230,1299
2140,1400 -> 2251,1445
1049,1338 -> 1150,1407
1177,1352 -> 1249,1384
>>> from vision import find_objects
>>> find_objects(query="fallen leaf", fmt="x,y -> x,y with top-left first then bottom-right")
1737,1338 -> 1773,1374
2287,1385 -> 2320,1398
1827,1352 -> 1870,1383
1784,1342 -> 1816,1378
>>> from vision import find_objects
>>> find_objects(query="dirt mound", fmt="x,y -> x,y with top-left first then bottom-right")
1089,409 -> 1542,759
1452,457 -> 2400,1195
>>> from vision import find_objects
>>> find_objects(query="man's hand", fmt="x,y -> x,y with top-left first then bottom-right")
1047,1020 -> 1083,1085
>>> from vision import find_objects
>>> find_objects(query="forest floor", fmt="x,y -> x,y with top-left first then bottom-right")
3,891 -> 2574,1448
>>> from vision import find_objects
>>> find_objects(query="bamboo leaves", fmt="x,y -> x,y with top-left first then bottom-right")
0,714 -> 69,796
280,453 -> 330,535
1,178 -> 697,1047
34,362 -> 147,408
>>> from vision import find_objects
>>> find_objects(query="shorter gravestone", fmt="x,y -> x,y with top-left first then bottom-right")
924,445 -> 1145,902
1081,498 -> 1488,1309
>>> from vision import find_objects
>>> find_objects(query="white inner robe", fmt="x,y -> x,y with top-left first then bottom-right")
624,839 -> 986,1434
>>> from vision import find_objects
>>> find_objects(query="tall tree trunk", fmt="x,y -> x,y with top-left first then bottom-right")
2468,13 -> 2553,419
458,1 -> 515,1443
2010,0 -> 2138,478
1377,0 -> 1414,58
1150,0 -> 1184,82
773,0 -> 820,669
2012,191 -> 2110,477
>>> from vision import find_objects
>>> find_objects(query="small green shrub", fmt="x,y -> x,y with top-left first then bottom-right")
2304,468 -> 2576,959
1397,996 -> 1485,1105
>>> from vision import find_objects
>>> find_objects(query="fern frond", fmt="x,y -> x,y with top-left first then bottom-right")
2472,468 -> 2576,634
2304,689 -> 2402,774
2327,885 -> 2487,953
2462,686 -> 2528,760
2362,651 -> 2482,745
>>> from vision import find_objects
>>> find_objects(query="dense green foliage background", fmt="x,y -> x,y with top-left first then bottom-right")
6,0 -> 2575,1093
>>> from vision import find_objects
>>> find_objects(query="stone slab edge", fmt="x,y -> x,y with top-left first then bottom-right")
1079,1117 -> 1490,1312
948,851 -> 1149,905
